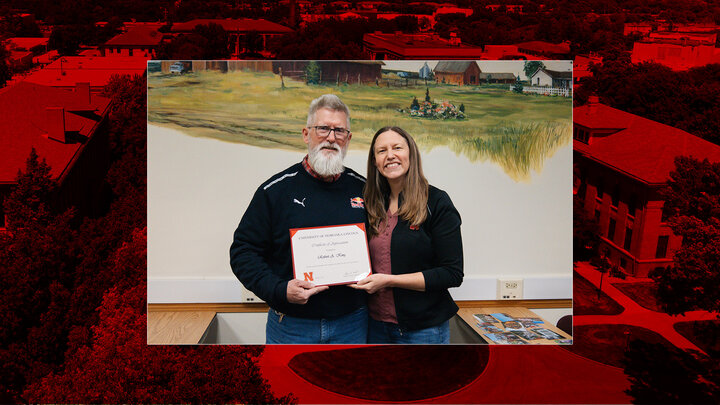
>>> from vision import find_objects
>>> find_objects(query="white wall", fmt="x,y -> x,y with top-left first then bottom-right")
148,124 -> 572,303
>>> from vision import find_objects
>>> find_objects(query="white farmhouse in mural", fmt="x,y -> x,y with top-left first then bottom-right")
529,68 -> 573,88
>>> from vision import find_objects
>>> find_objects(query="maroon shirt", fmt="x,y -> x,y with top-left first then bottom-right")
368,208 -> 399,323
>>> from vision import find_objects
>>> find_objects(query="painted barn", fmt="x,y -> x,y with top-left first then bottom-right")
433,61 -> 481,85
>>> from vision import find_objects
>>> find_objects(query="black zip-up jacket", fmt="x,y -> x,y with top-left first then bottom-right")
383,185 -> 463,331
229,162 -> 367,319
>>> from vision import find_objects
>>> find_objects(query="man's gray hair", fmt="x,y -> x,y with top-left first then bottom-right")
306,94 -> 351,129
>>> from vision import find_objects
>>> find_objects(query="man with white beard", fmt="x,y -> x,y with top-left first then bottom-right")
230,94 -> 369,343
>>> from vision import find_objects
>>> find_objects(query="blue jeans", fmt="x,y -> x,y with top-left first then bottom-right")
266,306 -> 368,344
368,317 -> 450,344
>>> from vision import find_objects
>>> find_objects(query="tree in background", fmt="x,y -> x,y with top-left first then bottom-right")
573,194 -> 601,261
157,34 -> 205,59
305,61 -> 321,85
24,229 -> 293,404
0,11 -> 42,37
523,61 -> 546,80
2,149 -> 57,230
652,157 -> 720,315
0,150 -> 79,402
0,44 -> 12,88
158,23 -> 230,59
574,61 -> 720,146
0,73 -> 148,402
95,17 -> 124,44
192,22 -> 231,59
624,341 -> 719,404
48,25 -> 87,56
270,16 -> 419,59
513,79 -> 524,93
102,73 -> 147,150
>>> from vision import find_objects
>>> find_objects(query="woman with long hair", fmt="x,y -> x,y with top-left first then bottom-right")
351,126 -> 463,344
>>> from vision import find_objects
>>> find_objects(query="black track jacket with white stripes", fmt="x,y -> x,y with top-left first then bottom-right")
230,162 -> 368,319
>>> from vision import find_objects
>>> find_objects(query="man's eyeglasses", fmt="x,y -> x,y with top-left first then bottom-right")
310,126 -> 351,140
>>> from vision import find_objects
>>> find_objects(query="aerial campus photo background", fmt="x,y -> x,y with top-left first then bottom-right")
1,0 -> 720,403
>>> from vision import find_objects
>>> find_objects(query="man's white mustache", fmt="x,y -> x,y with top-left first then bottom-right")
317,142 -> 340,152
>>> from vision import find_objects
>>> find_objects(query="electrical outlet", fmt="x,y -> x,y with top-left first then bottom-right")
239,284 -> 264,303
497,279 -> 523,299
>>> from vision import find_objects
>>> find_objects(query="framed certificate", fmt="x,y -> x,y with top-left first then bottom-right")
289,223 -> 372,286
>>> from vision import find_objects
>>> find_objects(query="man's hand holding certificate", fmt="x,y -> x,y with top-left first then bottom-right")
289,223 -> 372,286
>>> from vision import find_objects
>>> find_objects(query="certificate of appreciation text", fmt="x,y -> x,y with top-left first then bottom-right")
289,223 -> 372,286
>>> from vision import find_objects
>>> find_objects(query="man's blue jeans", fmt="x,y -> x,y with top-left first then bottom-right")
368,317 -> 450,344
265,306 -> 368,344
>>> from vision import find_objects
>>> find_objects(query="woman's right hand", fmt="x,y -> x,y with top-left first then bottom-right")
349,274 -> 394,294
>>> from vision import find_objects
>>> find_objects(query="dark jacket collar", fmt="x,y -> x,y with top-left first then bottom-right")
383,189 -> 404,210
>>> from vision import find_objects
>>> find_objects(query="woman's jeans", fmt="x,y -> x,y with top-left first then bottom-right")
368,317 -> 450,344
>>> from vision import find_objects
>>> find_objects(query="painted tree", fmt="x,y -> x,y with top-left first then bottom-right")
523,61 -> 545,79
305,61 -> 321,85
513,80 -> 524,93
411,96 -> 420,110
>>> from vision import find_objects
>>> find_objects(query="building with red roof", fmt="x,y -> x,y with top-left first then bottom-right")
170,18 -> 294,58
433,60 -> 481,85
624,22 -> 719,37
5,37 -> 49,72
648,31 -> 717,45
514,41 -> 571,59
573,97 -> 720,277
300,11 -> 365,24
22,56 -> 147,92
7,37 -> 49,54
573,54 -> 602,85
0,82 -> 112,228
99,25 -> 165,58
363,32 -> 484,60
631,38 -> 720,70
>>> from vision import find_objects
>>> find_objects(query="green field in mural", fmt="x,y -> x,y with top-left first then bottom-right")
148,68 -> 572,181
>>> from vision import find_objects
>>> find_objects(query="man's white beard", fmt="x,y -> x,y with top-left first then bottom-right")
308,141 -> 346,177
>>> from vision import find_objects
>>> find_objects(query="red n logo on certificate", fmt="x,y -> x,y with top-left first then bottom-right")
304,272 -> 314,281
